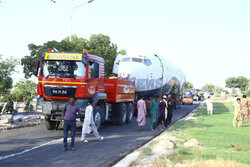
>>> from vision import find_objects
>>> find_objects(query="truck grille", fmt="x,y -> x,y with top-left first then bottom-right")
44,86 -> 77,97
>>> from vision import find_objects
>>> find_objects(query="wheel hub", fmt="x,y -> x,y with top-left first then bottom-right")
95,112 -> 101,129
122,110 -> 126,123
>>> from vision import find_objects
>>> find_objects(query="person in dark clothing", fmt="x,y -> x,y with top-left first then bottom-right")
62,96 -> 81,151
166,95 -> 173,125
4,99 -> 14,114
157,96 -> 168,128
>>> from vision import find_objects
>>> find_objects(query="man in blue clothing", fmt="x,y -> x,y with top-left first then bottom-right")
62,96 -> 81,151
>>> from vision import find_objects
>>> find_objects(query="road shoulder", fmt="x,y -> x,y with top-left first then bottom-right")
113,105 -> 201,167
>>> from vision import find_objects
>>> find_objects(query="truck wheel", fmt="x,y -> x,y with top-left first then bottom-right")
114,103 -> 127,125
111,104 -> 117,125
45,119 -> 56,130
126,103 -> 134,123
111,113 -> 117,125
94,106 -> 103,130
146,108 -> 150,117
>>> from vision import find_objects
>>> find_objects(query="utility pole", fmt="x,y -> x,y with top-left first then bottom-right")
50,0 -> 95,41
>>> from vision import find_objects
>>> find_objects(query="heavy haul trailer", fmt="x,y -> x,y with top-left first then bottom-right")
33,49 -> 135,130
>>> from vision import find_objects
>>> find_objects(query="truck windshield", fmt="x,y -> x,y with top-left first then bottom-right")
183,93 -> 193,98
41,60 -> 85,78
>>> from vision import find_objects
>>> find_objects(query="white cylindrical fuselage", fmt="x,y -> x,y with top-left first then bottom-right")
116,54 -> 186,98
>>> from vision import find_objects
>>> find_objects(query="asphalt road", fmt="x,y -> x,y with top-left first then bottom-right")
0,103 -> 198,167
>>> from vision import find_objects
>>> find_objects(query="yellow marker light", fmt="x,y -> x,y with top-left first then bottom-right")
44,53 -> 82,61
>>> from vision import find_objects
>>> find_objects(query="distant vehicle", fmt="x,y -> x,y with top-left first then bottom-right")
182,91 -> 193,105
113,54 -> 186,109
186,88 -> 202,101
203,91 -> 214,98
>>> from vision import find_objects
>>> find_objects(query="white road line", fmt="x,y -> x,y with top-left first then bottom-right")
0,138 -> 63,161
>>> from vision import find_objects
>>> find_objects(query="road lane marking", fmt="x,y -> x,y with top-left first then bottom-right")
0,138 -> 63,161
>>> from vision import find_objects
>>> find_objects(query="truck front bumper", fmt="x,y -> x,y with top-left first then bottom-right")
36,96 -> 66,115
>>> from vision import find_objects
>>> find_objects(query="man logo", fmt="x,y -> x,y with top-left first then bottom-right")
123,86 -> 130,93
88,86 -> 95,94
52,89 -> 67,95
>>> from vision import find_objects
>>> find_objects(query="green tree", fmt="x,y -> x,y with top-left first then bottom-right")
87,34 -> 118,77
214,86 -> 223,97
202,84 -> 215,92
0,55 -> 19,96
225,76 -> 249,93
21,34 -> 118,78
10,79 -> 37,102
118,49 -> 127,55
185,82 -> 193,89
242,89 -> 250,96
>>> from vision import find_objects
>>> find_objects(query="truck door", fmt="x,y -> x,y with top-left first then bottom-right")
87,62 -> 105,96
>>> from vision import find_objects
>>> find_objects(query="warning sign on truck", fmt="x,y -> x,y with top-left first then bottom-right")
44,53 -> 82,61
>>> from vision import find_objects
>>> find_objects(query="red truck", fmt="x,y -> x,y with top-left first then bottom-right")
33,49 -> 135,130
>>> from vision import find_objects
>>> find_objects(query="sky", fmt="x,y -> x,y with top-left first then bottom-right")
0,0 -> 249,89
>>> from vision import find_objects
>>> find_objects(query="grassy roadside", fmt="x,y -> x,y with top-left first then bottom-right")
155,101 -> 250,166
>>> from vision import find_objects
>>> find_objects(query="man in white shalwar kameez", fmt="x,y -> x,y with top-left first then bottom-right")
81,99 -> 104,142
233,96 -> 238,106
203,96 -> 213,115
162,95 -> 168,120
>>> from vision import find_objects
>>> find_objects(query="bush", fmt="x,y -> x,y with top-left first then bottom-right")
242,89 -> 250,97
142,147 -> 152,156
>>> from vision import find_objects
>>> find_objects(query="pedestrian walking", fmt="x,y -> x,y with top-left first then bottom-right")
203,96 -> 213,115
233,98 -> 242,127
166,95 -> 173,125
150,96 -> 159,131
81,99 -> 104,142
162,95 -> 168,120
62,96 -> 82,151
241,95 -> 249,124
137,96 -> 147,130
157,96 -> 168,128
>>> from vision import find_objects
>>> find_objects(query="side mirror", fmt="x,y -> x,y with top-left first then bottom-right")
33,60 -> 40,76
88,59 -> 94,65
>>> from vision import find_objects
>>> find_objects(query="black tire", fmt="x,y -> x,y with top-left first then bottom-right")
146,103 -> 150,117
126,103 -> 134,123
111,113 -> 117,125
112,103 -> 127,125
146,108 -> 150,117
111,103 -> 117,125
45,119 -> 56,130
93,106 -> 103,130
